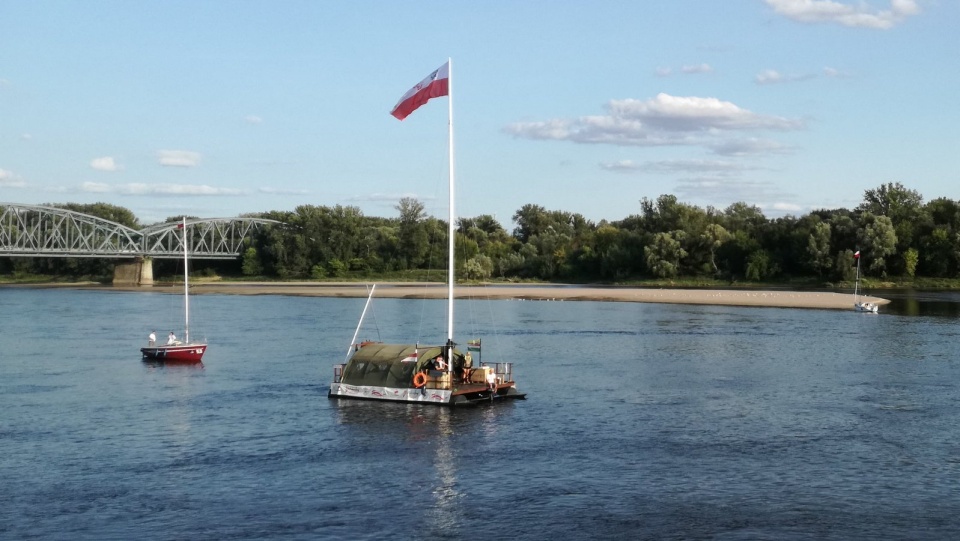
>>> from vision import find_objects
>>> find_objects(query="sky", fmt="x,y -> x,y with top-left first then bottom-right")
1,0 -> 958,227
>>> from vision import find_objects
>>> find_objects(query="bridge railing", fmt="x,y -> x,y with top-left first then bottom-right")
139,218 -> 279,259
0,204 -> 141,257
0,204 -> 278,259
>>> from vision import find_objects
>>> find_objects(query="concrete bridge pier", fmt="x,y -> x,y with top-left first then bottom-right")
113,257 -> 154,286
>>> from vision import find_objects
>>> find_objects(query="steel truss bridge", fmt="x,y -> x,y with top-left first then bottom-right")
0,203 -> 278,259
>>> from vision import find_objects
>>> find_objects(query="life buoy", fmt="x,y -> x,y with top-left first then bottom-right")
413,372 -> 428,388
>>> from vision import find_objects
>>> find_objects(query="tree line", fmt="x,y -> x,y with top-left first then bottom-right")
3,182 -> 960,284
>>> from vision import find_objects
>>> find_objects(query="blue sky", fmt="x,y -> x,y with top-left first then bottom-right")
1,0 -> 957,227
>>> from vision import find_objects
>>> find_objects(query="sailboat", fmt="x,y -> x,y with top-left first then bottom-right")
852,250 -> 878,313
328,59 -> 525,405
141,217 -> 208,362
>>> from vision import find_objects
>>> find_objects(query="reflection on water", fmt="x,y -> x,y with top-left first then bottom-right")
142,359 -> 206,370
879,289 -> 960,317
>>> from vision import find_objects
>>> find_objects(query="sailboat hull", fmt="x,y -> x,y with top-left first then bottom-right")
141,343 -> 207,362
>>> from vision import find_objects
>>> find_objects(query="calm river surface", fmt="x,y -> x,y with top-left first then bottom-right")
2,287 -> 960,540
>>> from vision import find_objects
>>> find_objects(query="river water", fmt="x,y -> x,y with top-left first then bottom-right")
2,286 -> 960,540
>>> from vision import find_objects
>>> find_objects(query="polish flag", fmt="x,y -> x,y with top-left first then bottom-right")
390,61 -> 450,121
854,250 -> 860,258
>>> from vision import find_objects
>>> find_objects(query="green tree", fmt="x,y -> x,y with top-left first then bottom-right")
700,223 -> 732,275
834,249 -> 857,282
644,231 -> 687,278
327,259 -> 346,278
721,202 -> 766,236
462,255 -> 493,280
826,212 -> 858,258
241,247 -> 262,276
919,227 -> 954,277
745,250 -> 775,281
857,214 -> 898,276
903,247 -> 919,278
806,222 -> 832,277
859,182 -> 923,219
512,204 -> 550,243
858,182 -> 923,273
396,197 -> 430,269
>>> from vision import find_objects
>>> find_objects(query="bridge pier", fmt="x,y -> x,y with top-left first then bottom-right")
113,257 -> 154,286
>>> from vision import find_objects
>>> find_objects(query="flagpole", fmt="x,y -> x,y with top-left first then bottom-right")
446,57 -> 455,354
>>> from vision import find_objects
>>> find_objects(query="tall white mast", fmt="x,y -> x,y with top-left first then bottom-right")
446,57 -> 455,347
182,216 -> 190,344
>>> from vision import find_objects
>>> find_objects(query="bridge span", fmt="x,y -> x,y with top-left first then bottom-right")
0,203 -> 279,285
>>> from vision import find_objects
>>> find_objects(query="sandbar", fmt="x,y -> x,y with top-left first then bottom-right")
113,282 -> 889,311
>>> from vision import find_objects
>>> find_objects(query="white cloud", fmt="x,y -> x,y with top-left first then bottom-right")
245,115 -> 263,124
603,159 -> 761,175
0,78 -> 10,87
20,133 -> 32,140
157,150 -> 202,167
505,93 -> 802,154
764,0 -> 921,29
90,156 -> 122,171
259,186 -> 308,195
656,64 -> 713,77
756,69 -> 785,84
822,66 -> 852,78
681,63 -> 714,74
600,160 -> 644,173
709,137 -> 791,156
610,94 -> 803,131
765,201 -> 804,213
755,69 -> 817,85
0,168 -> 26,187
79,182 -> 245,196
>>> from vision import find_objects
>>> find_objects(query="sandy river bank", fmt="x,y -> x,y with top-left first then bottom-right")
87,281 -> 890,311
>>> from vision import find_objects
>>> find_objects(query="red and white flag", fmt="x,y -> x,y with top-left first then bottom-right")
390,61 -> 450,121
854,250 -> 860,259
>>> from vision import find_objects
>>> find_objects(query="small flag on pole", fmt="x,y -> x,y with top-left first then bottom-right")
854,250 -> 860,259
390,61 -> 450,121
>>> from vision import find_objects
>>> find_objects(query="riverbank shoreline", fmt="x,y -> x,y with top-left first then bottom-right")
17,281 -> 890,311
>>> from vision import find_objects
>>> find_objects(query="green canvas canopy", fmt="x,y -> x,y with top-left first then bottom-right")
340,343 -> 469,388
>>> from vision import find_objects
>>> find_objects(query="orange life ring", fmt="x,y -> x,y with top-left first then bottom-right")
412,372 -> 428,388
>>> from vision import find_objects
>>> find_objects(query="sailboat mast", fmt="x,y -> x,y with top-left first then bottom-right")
854,254 -> 860,302
182,217 -> 190,344
446,57 -> 455,347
